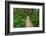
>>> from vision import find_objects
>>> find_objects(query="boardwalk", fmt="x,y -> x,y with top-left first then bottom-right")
25,16 -> 33,27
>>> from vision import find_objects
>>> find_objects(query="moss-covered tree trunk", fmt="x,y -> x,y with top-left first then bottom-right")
25,16 -> 33,27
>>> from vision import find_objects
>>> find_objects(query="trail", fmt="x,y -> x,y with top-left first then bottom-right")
25,16 -> 33,27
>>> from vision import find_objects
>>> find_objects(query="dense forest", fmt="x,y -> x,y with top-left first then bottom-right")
13,8 -> 39,28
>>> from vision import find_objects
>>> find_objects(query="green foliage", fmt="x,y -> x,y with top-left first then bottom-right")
13,15 -> 25,28
30,9 -> 39,27
13,8 -> 39,28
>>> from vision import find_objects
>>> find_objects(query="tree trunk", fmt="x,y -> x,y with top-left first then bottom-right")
25,16 -> 33,27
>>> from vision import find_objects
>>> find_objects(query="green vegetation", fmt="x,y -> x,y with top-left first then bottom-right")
13,8 -> 39,28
